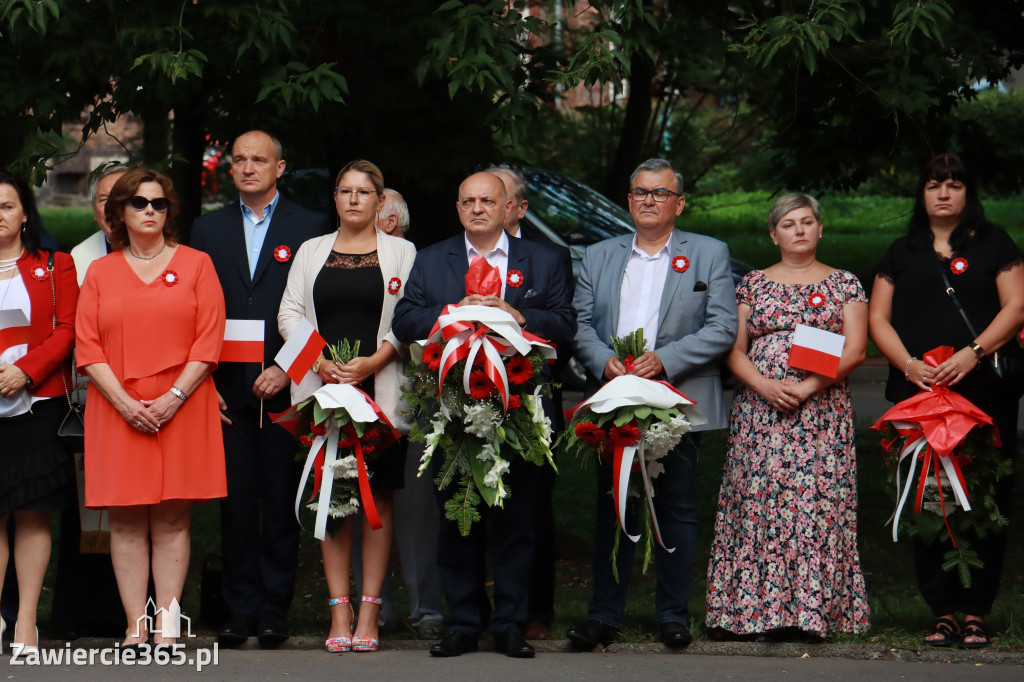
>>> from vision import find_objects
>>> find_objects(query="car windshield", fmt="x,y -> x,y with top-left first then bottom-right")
522,168 -> 634,244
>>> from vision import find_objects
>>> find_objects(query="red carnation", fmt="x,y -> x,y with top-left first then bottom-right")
310,421 -> 327,437
422,342 -> 443,372
299,435 -> 313,447
337,437 -> 355,449
363,428 -> 381,442
468,369 -> 495,399
608,422 -> 641,448
506,356 -> 534,385
575,422 -> 606,447
623,354 -> 635,372
508,395 -> 522,410
361,445 -> 376,456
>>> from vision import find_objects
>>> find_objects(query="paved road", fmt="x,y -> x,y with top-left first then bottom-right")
5,646 -> 1023,680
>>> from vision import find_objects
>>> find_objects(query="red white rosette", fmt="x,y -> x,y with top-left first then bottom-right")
572,375 -> 707,551
671,256 -> 689,273
162,269 -> 179,287
274,245 -> 292,263
950,257 -> 968,275
507,269 -> 524,288
387,277 -> 402,295
420,304 -> 555,417
808,292 -> 825,307
31,266 -> 48,281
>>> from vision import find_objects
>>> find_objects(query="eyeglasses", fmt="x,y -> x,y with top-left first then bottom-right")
336,187 -> 378,200
628,188 -> 680,203
128,196 -> 170,212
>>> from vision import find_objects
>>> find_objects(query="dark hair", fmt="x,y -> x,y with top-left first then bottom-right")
0,169 -> 45,255
906,153 -> 990,253
104,167 -> 180,249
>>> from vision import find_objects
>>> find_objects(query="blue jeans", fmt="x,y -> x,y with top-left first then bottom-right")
587,434 -> 699,629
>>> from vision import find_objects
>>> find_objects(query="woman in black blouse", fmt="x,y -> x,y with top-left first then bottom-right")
869,153 -> 1024,649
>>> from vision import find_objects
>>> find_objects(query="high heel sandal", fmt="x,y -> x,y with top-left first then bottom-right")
11,623 -> 39,656
353,596 -> 383,652
325,596 -> 354,653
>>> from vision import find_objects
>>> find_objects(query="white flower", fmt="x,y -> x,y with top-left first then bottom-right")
645,458 -> 666,480
668,414 -> 692,436
325,454 -> 359,480
477,442 -> 499,463
482,457 -> 510,488
419,412 -> 447,475
464,401 -> 499,440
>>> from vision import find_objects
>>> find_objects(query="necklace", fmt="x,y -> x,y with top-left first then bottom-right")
0,249 -> 23,274
128,242 -> 166,262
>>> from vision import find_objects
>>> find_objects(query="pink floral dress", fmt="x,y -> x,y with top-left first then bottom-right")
705,269 -> 871,636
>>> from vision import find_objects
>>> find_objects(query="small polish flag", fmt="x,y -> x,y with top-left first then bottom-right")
275,317 -> 326,385
220,319 -> 265,363
788,324 -> 845,378
0,309 -> 33,354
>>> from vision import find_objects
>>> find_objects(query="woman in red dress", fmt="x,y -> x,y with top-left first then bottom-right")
76,168 -> 226,650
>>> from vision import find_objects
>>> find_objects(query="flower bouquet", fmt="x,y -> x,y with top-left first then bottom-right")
560,372 -> 707,579
403,304 -> 558,536
872,346 -> 1010,587
272,382 -> 398,540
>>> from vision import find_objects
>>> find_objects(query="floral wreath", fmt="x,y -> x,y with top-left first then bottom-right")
671,256 -> 689,273
274,245 -> 292,263
31,266 -> 48,281
387,277 -> 402,295
506,269 -> 524,288
950,257 -> 968,275
162,269 -> 179,287
808,292 -> 825,308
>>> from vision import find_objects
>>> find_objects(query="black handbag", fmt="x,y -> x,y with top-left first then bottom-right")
937,257 -> 1024,397
45,251 -> 86,448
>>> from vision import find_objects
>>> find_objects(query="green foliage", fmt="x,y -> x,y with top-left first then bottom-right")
444,480 -> 482,537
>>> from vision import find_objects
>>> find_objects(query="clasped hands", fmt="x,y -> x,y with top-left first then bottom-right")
317,355 -> 378,386
905,346 -> 979,392
604,352 -> 664,380
124,391 -> 183,434
457,294 -> 527,327
0,364 -> 29,398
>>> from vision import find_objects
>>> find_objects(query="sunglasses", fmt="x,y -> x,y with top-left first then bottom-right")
129,196 -> 170,212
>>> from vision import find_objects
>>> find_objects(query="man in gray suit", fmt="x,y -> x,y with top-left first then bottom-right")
567,158 -> 738,650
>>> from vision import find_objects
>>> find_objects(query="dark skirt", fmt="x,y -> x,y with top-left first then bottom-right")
0,397 -> 76,517
368,435 -> 407,491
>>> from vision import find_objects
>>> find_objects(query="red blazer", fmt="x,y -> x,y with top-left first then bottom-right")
13,250 -> 78,398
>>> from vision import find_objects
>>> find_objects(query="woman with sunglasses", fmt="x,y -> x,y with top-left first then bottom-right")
76,167 -> 227,652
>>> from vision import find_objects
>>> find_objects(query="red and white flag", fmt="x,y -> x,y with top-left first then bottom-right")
220,319 -> 265,363
0,309 -> 32,354
788,323 -> 845,378
275,317 -> 326,385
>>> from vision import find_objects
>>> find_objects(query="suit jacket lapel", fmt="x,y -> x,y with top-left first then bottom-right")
250,198 -> 290,287
226,203 -> 252,289
447,235 -> 470,300
658,230 -> 688,329
604,237 -> 632,335
504,237 -> 528,306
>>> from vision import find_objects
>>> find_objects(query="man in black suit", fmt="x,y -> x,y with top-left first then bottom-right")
191,130 -> 331,648
392,171 -> 576,659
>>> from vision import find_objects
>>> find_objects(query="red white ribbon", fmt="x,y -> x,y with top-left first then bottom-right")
422,304 -> 555,418
612,440 -> 674,552
889,419 -> 971,545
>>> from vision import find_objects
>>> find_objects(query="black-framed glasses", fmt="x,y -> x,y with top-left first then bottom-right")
628,187 -> 680,203
335,187 -> 378,200
128,196 -> 170,212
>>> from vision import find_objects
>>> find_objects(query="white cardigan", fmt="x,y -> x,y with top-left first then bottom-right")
278,229 -> 417,432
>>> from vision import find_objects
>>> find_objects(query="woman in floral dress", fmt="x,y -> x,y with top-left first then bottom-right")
705,193 -> 871,641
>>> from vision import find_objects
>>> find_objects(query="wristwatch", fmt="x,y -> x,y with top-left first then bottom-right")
969,342 -> 985,359
312,357 -> 323,373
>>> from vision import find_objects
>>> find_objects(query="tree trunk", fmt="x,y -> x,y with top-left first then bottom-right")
602,54 -> 654,204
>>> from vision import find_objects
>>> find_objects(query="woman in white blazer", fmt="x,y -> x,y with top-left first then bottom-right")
278,160 -> 415,654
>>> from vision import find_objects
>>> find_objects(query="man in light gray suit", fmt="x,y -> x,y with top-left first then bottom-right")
567,158 -> 738,651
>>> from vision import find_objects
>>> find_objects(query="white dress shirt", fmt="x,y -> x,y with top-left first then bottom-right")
464,231 -> 510,298
616,235 -> 671,346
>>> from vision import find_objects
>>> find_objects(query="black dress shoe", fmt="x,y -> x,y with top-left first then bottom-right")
217,614 -> 255,647
494,629 -> 535,658
429,631 -> 479,657
257,615 -> 290,649
659,621 -> 693,649
566,620 -> 618,651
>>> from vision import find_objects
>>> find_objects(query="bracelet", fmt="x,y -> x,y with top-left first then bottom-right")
903,356 -> 917,379
169,386 -> 188,402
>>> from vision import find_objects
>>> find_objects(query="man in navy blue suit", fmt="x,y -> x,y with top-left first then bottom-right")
392,171 -> 575,658
191,130 -> 331,648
